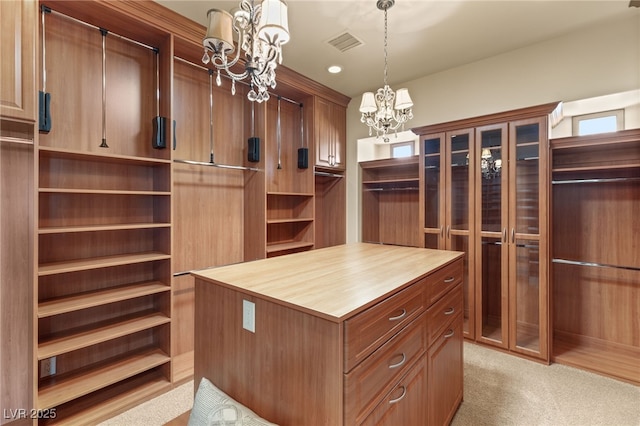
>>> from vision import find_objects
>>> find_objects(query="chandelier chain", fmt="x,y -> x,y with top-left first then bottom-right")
383,7 -> 388,87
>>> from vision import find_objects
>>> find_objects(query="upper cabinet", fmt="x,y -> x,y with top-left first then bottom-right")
315,97 -> 346,170
0,0 -> 36,122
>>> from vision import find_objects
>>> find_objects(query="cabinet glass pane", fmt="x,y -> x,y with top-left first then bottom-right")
424,233 -> 439,249
514,240 -> 540,352
424,137 -> 441,229
481,236 -> 503,343
450,135 -> 469,229
450,235 -> 470,334
479,129 -> 502,232
515,123 -> 540,144
516,143 -> 539,234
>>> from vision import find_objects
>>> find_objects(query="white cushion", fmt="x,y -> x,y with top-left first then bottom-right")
187,378 -> 278,426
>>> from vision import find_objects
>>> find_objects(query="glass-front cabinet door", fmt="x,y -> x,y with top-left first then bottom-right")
475,124 -> 509,348
475,118 -> 548,359
421,130 -> 475,338
508,117 -> 548,360
422,133 -> 445,249
446,130 -> 475,338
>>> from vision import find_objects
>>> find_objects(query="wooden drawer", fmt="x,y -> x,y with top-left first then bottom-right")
344,316 -> 426,425
424,259 -> 463,307
359,353 -> 427,426
344,282 -> 425,372
426,283 -> 463,347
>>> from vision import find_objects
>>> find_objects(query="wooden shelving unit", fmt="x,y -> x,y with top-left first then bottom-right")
37,148 -> 173,418
360,156 -> 420,247
35,6 -> 173,420
266,192 -> 314,257
550,129 -> 640,385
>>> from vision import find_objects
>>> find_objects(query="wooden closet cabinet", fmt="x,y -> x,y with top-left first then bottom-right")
474,118 -> 549,361
414,103 -> 559,362
315,96 -> 346,170
360,156 -> 420,247
551,129 -> 640,384
0,0 -> 36,122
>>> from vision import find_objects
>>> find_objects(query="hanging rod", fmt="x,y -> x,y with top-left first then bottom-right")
552,177 -> 640,185
173,159 -> 259,172
45,6 -> 157,52
173,56 -> 302,106
364,187 -> 419,192
552,258 -> 640,272
314,171 -> 344,178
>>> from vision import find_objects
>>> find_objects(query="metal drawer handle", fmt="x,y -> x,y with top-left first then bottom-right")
389,308 -> 407,321
443,277 -> 455,283
444,307 -> 455,315
388,386 -> 407,404
389,353 -> 406,369
444,329 -> 455,338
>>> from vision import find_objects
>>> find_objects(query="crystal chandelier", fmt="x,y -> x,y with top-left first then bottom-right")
202,0 -> 290,103
359,0 -> 413,142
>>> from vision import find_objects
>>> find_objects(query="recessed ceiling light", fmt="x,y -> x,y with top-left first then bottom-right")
328,65 -> 342,74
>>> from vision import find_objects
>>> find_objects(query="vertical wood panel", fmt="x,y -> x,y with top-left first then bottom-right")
0,142 -> 34,423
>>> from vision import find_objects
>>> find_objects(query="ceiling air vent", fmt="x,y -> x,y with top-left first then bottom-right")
326,32 -> 363,53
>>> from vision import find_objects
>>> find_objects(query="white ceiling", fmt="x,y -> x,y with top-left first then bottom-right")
155,1 -> 636,99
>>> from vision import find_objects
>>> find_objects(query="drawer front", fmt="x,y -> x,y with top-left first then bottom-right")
345,316 -> 426,426
425,258 -> 463,307
358,354 -> 427,426
344,282 -> 425,372
427,283 -> 463,347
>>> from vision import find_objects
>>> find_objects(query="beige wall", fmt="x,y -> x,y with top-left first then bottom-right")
345,11 -> 640,243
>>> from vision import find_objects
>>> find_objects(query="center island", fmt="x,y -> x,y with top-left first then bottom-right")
192,243 -> 465,426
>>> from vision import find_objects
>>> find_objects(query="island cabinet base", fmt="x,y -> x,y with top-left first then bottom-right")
192,243 -> 464,426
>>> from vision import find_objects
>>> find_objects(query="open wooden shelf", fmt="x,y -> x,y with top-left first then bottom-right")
38,252 -> 171,276
267,218 -> 313,225
38,348 -> 170,409
39,188 -> 171,196
39,145 -> 172,165
39,281 -> 170,318
41,371 -> 171,426
39,223 -> 171,234
266,241 -> 315,254
38,313 -> 171,359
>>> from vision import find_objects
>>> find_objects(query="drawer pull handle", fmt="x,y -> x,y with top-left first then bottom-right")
444,307 -> 455,315
389,353 -> 406,369
388,309 -> 407,321
444,329 -> 455,339
388,386 -> 407,404
443,277 -> 455,283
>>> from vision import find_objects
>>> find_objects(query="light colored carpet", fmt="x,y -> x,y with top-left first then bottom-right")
100,342 -> 639,426
451,343 -> 639,426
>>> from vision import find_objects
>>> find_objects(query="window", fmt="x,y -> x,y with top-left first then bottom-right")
391,141 -> 414,158
572,110 -> 623,136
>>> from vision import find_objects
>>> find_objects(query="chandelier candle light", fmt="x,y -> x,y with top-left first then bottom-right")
202,0 -> 290,102
360,0 -> 413,142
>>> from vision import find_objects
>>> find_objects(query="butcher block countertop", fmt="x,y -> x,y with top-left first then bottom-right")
192,243 -> 464,322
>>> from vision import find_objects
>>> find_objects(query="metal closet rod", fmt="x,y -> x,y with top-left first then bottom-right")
44,6 -> 157,52
173,159 -> 259,172
552,176 -> 640,185
314,171 -> 344,178
173,56 -> 302,106
552,258 -> 640,272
